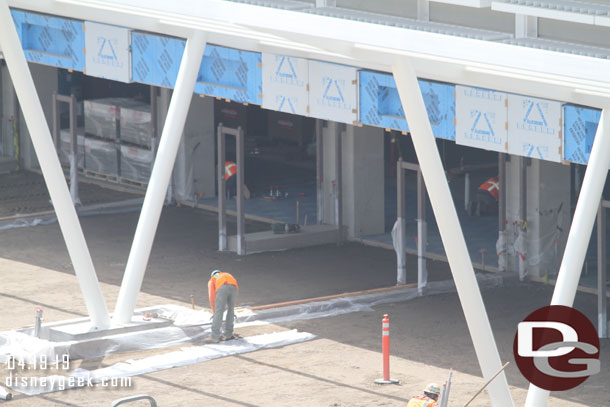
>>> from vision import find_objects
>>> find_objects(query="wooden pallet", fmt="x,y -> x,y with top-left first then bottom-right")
83,170 -> 119,183
119,177 -> 148,189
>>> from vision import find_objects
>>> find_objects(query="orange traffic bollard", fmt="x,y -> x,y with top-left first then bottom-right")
374,314 -> 399,384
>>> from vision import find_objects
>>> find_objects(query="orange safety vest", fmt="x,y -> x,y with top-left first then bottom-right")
406,395 -> 438,407
478,177 -> 499,201
225,161 -> 237,181
208,272 -> 239,312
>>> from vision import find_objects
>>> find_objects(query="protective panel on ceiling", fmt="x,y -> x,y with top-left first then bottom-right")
359,70 -> 455,140
456,85 -> 508,153
195,44 -> 262,104
262,53 -> 309,116
84,22 -> 131,83
308,60 -> 358,124
131,32 -> 184,88
11,9 -> 85,71
563,104 -> 602,165
507,94 -> 563,162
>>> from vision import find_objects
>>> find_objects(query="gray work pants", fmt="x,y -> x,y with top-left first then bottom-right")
211,284 -> 237,339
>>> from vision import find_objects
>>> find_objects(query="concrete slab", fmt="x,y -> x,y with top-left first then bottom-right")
227,224 -> 341,254
44,315 -> 172,342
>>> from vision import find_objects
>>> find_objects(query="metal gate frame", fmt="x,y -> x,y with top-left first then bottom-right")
396,157 -> 426,293
52,92 -> 80,205
597,199 -> 610,338
217,123 -> 245,255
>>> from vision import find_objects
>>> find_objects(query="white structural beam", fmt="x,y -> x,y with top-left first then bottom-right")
0,0 -> 110,328
492,0 -> 610,26
113,32 -> 206,324
315,0 -> 335,7
430,0 -> 492,7
392,59 -> 513,407
525,110 -> 610,405
9,0 -> 610,108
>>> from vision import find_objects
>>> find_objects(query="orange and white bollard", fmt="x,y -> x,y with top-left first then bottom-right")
374,314 -> 399,384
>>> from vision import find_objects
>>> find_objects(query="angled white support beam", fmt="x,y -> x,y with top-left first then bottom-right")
0,0 -> 110,328
392,59 -> 513,407
113,32 -> 206,325
525,109 -> 610,406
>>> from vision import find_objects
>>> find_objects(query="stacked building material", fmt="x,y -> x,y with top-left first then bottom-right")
120,145 -> 152,182
84,98 -> 152,147
83,98 -> 153,183
118,100 -> 152,148
84,137 -> 119,177
84,98 -> 120,140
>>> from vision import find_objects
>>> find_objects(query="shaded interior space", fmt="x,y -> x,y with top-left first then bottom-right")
0,170 -> 141,220
0,205 -> 455,308
549,167 -> 610,292
192,100 -> 319,226
364,132 -> 500,268
53,71 -> 154,190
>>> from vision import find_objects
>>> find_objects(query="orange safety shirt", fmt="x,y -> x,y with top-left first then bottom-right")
478,177 -> 499,201
406,395 -> 439,407
225,161 -> 237,181
208,272 -> 239,312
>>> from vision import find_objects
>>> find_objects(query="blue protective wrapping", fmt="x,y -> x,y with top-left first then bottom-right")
563,104 -> 602,164
11,9 -> 85,71
359,70 -> 455,140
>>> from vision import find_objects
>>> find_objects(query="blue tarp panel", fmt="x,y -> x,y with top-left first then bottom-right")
563,104 -> 602,164
11,9 -> 85,71
131,32 -> 185,88
359,70 -> 455,140
195,44 -> 262,104
132,33 -> 262,103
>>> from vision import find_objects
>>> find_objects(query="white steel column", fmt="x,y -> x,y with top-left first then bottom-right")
525,110 -> 609,405
417,167 -> 427,294
392,60 -> 513,407
316,120 -> 324,225
114,33 -> 206,324
0,0 -> 110,328
396,158 -> 406,285
597,202 -> 608,339
315,0 -> 336,7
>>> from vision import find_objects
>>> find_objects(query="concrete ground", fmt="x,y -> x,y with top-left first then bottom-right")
0,205 -> 608,406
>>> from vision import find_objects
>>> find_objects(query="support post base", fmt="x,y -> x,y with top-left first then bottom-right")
374,379 -> 399,385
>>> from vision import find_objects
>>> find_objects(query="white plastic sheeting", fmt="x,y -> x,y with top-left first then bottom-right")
0,273 -> 503,364
0,273 -> 503,397
8,330 -> 315,396
514,228 -> 528,281
391,218 -> 406,284
495,229 -> 508,272
0,199 -> 144,231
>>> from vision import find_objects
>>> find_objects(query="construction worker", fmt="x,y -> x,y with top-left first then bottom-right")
406,383 -> 441,407
225,161 -> 237,198
472,176 -> 499,217
207,269 -> 239,342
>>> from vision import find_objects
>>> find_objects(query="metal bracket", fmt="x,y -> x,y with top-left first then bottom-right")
111,394 -> 157,407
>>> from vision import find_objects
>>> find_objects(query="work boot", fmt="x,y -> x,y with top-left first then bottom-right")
204,336 -> 221,344
221,333 -> 241,341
